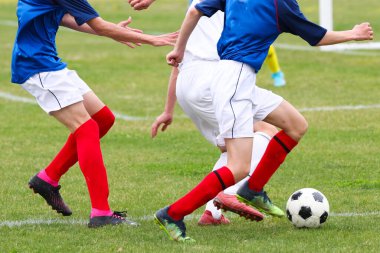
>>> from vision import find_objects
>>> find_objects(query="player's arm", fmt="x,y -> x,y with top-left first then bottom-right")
316,23 -> 373,46
128,0 -> 155,10
61,14 -> 145,48
61,13 -> 96,34
167,7 -> 203,66
57,0 -> 176,47
151,67 -> 178,138
278,1 -> 373,47
87,17 -> 177,47
167,0 -> 224,66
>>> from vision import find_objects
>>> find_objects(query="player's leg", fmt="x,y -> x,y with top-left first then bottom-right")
237,99 -> 308,217
223,121 -> 277,195
42,91 -> 115,184
266,45 -> 286,87
176,62 -> 233,224
155,138 -> 247,242
212,123 -> 276,222
155,61 -> 255,241
24,69 -> 137,226
198,151 -> 231,225
176,61 -> 261,224
50,95 -> 137,227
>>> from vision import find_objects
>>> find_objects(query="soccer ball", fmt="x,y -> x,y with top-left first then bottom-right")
286,188 -> 329,228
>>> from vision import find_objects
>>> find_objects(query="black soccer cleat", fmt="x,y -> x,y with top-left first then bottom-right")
88,211 -> 140,228
28,174 -> 72,216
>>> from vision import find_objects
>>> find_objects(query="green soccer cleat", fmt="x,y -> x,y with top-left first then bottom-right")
154,206 -> 195,243
236,181 -> 285,218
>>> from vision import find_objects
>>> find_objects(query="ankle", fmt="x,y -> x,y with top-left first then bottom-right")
37,170 -> 59,187
91,208 -> 113,218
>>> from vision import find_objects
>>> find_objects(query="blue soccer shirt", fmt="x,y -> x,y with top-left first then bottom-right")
195,0 -> 327,72
11,0 -> 99,84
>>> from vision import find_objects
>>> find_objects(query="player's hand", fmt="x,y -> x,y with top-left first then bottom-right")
128,0 -> 155,10
352,22 -> 374,41
151,112 -> 173,138
166,49 -> 183,67
117,17 -> 143,48
151,31 -> 178,47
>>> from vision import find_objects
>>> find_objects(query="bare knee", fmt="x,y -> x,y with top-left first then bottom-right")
254,121 -> 278,138
288,117 -> 308,141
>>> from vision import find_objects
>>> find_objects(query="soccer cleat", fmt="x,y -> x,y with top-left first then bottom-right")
213,192 -> 264,222
236,181 -> 285,218
154,206 -> 195,243
272,71 -> 286,87
197,210 -> 230,226
28,174 -> 72,216
88,211 -> 140,228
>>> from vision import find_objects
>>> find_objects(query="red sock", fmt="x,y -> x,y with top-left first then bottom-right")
74,119 -> 110,211
168,166 -> 235,220
44,106 -> 115,182
91,106 -> 115,138
248,130 -> 298,192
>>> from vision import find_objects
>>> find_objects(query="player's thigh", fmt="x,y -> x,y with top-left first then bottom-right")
264,100 -> 308,141
83,91 -> 105,116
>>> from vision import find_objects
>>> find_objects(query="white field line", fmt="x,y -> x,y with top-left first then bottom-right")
1,211 -> 379,228
1,91 -> 380,121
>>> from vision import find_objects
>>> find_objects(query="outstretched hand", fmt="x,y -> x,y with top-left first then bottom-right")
117,17 -> 143,48
151,112 -> 173,138
128,0 -> 155,10
352,22 -> 374,41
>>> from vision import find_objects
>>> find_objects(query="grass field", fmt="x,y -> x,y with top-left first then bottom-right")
1,0 -> 380,252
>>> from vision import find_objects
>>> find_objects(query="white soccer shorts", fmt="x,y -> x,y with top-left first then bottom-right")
177,60 -> 220,146
21,68 -> 91,113
211,60 -> 283,146
177,60 -> 283,147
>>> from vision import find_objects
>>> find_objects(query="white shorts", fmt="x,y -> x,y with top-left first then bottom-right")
177,60 -> 283,147
21,68 -> 91,113
211,60 -> 283,146
177,60 -> 220,146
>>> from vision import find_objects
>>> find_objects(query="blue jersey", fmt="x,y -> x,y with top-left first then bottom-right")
195,0 -> 327,72
11,0 -> 99,84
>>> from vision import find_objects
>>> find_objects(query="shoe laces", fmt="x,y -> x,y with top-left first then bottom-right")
262,191 -> 272,204
174,219 -> 187,237
51,185 -> 63,195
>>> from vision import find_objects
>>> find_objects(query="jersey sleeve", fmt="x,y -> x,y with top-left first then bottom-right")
195,0 -> 225,18
56,0 -> 99,26
278,0 -> 327,46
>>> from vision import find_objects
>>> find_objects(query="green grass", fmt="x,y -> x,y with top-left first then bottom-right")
1,0 -> 380,252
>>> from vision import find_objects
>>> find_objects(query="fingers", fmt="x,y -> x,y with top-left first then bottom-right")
167,58 -> 179,67
151,123 -> 158,138
362,22 -> 374,40
119,41 -> 141,48
129,0 -> 151,10
118,17 -> 132,28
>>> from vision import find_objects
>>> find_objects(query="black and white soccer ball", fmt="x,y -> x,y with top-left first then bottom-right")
286,188 -> 329,228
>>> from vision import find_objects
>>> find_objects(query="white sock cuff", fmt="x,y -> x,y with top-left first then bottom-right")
254,131 -> 271,141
